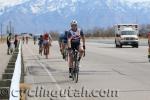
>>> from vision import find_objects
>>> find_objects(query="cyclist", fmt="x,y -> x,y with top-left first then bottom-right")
9,36 -> 15,54
67,20 -> 85,78
59,31 -> 68,59
26,36 -> 29,44
58,33 -> 64,55
38,35 -> 44,55
7,33 -> 12,55
148,32 -> 150,59
22,36 -> 25,44
33,36 -> 37,45
43,33 -> 52,59
14,35 -> 18,48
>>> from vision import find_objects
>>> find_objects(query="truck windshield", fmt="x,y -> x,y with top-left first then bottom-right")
121,31 -> 136,35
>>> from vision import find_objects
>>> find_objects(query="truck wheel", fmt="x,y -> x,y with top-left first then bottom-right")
136,44 -> 139,48
132,45 -> 135,48
133,44 -> 138,48
116,44 -> 119,48
115,40 -> 118,48
119,44 -> 122,48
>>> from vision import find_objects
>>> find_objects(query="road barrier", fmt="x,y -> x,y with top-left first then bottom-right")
9,42 -> 22,100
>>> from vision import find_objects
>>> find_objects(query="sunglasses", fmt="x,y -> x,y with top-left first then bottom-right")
71,24 -> 77,27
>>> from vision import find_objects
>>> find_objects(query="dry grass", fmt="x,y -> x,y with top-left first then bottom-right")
0,38 -> 6,44
20,83 -> 31,100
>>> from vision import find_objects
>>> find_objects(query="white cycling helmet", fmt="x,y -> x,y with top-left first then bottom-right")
71,20 -> 78,26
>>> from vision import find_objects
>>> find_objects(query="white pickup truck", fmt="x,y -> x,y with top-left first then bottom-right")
115,24 -> 139,48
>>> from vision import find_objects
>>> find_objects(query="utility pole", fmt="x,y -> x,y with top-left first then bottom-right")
12,26 -> 14,34
9,21 -> 11,34
135,3 -> 138,24
1,23 -> 2,41
6,25 -> 9,34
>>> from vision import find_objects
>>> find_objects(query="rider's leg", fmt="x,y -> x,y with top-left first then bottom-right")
39,45 -> 43,54
39,45 -> 41,54
59,42 -> 63,54
48,44 -> 50,55
78,46 -> 84,61
68,50 -> 73,78
149,47 -> 150,55
65,43 -> 68,57
41,45 -> 43,56
43,41 -> 47,55
68,52 -> 73,69
62,43 -> 65,59
46,45 -> 49,59
44,45 -> 46,55
7,43 -> 10,55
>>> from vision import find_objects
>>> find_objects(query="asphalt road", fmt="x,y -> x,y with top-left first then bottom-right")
22,40 -> 150,100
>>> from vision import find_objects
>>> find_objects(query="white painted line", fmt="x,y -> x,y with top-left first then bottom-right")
26,45 -> 70,100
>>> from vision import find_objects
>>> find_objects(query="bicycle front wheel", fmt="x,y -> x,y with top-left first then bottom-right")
74,69 -> 79,83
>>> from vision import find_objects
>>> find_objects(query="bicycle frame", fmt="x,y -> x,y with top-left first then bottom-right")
71,49 -> 79,83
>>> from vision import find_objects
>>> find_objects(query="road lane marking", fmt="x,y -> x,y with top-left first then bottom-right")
26,44 -> 70,100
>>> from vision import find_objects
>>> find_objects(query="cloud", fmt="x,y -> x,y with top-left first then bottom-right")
0,0 -> 29,9
125,0 -> 150,3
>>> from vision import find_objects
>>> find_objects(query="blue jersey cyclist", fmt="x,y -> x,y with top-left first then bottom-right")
59,31 -> 68,59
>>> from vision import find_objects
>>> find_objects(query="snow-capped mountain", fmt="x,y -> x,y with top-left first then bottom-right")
0,0 -> 150,33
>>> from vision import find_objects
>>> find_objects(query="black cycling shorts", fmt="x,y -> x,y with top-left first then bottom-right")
7,42 -> 10,48
71,42 -> 80,50
148,40 -> 150,47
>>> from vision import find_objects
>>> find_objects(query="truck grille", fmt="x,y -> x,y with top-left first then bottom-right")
125,37 -> 135,40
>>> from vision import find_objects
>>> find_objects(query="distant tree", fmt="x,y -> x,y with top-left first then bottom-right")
49,31 -> 59,40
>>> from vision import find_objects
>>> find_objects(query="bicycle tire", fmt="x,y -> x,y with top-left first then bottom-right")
65,49 -> 68,61
75,66 -> 79,83
71,68 -> 75,81
74,52 -> 79,83
72,55 -> 76,81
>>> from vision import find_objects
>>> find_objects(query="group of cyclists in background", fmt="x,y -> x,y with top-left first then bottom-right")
22,36 -> 29,44
38,32 -> 53,59
6,20 -> 86,81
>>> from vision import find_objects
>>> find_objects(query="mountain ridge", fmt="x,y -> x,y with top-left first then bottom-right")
0,0 -> 149,33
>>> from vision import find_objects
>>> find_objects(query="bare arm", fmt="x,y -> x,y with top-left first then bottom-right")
81,35 -> 85,46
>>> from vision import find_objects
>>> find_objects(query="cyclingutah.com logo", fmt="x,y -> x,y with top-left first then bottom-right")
0,87 -> 9,98
2,86 -> 119,99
